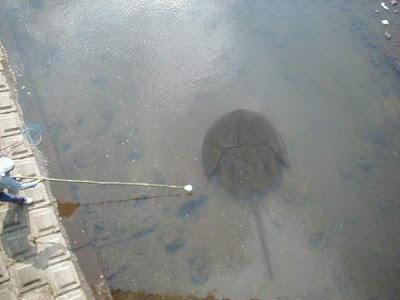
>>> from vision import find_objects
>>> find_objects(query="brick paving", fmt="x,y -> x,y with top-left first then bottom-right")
0,45 -> 94,299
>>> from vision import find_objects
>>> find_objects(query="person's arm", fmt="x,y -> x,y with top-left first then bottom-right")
1,176 -> 42,190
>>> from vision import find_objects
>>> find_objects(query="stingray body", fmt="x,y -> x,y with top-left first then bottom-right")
202,109 -> 289,279
203,109 -> 288,198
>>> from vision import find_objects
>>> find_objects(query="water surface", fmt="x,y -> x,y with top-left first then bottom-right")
1,0 -> 400,299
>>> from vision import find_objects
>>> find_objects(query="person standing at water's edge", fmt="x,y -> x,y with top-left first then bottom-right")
0,157 -> 43,204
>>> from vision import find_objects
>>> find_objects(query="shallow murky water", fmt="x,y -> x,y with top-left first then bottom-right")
1,0 -> 400,299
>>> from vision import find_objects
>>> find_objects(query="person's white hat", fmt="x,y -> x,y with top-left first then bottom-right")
0,157 -> 15,176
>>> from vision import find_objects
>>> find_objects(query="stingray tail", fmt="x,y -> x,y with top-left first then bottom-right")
251,202 -> 273,280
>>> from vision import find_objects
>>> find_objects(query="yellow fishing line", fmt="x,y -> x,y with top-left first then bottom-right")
14,175 -> 193,191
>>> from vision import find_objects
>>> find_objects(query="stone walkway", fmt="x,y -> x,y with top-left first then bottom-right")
0,46 -> 94,299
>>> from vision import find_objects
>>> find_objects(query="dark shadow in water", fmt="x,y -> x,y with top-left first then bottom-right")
176,194 -> 208,220
308,230 -> 326,249
58,192 -> 193,218
31,1 -> 43,10
186,254 -> 210,285
107,265 -> 128,283
131,226 -> 156,240
164,238 -> 185,254
91,75 -> 108,86
202,110 -> 289,281
57,192 -> 194,252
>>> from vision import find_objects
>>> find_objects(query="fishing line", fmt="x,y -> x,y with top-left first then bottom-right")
22,123 -> 42,145
62,192 -> 190,207
57,192 -> 192,218
13,175 -> 193,192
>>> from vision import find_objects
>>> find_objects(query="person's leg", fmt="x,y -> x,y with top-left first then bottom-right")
0,192 -> 27,204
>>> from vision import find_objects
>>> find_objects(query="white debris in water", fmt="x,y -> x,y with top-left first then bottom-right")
381,19 -> 389,25
381,2 -> 389,9
184,184 -> 193,192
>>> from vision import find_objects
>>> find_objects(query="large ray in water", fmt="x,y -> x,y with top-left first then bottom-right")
202,109 -> 289,279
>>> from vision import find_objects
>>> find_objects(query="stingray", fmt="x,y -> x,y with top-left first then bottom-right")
202,109 -> 289,280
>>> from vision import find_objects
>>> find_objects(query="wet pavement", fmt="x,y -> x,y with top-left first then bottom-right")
0,0 -> 400,299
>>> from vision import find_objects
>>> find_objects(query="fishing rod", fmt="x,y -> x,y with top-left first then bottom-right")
12,175 -> 193,192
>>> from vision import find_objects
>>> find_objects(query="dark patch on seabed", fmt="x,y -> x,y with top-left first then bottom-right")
176,194 -> 207,219
164,238 -> 185,254
30,0 -> 44,9
308,230 -> 325,249
131,226 -> 156,239
186,255 -> 210,285
107,266 -> 128,282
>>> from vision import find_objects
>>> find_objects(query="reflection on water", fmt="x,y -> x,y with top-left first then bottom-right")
1,0 -> 400,299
